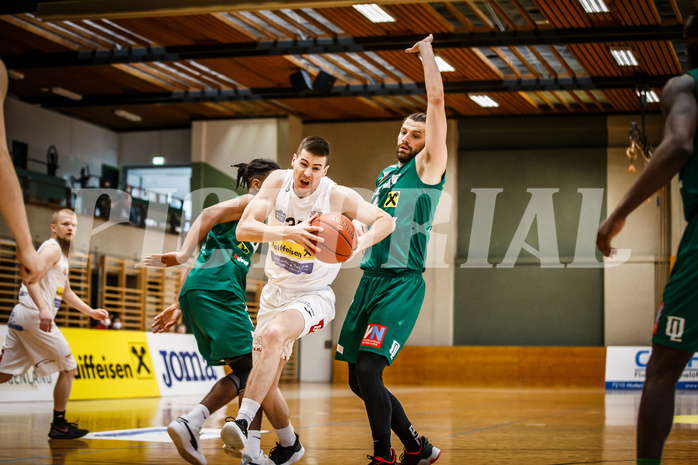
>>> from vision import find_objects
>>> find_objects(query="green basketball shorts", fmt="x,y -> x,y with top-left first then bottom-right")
335,269 -> 425,365
179,288 -> 254,365
653,218 -> 698,352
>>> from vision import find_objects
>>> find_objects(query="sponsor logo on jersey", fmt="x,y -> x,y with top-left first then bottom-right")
384,191 -> 401,208
237,242 -> 250,255
666,316 -> 686,342
270,241 -> 315,275
54,286 -> 65,309
361,324 -> 387,349
275,209 -> 287,222
300,301 -> 315,317
271,241 -> 313,260
309,319 -> 325,334
234,253 -> 250,266
389,340 -> 400,359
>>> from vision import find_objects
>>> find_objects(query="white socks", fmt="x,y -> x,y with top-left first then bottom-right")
183,404 -> 210,430
245,430 -> 262,459
236,398 -> 261,426
275,423 -> 296,448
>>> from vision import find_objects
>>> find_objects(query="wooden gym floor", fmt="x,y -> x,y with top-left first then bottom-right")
1,383 -> 697,464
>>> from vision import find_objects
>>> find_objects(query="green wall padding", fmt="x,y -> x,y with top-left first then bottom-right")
455,115 -> 607,346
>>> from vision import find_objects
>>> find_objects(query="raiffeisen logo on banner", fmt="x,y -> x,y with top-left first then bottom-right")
606,347 -> 698,390
146,332 -> 225,397
62,328 -> 160,400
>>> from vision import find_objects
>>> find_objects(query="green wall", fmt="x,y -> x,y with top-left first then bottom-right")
455,115 -> 607,346
190,162 -> 246,216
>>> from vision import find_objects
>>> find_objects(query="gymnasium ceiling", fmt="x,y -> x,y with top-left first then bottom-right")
0,0 -> 693,131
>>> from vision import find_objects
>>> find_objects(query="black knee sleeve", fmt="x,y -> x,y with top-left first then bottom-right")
225,353 -> 253,391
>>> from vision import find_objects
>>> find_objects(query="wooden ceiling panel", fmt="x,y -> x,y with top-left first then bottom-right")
533,0 -> 590,29
112,15 -> 254,46
313,5 -> 447,37
437,48 -> 506,81
385,4 -> 454,34
0,17 -> 77,54
0,1 -> 684,131
200,56 -> 301,89
603,88 -> 646,112
313,7 -> 380,37
612,0 -> 661,25
568,43 -> 623,77
279,96 -> 394,120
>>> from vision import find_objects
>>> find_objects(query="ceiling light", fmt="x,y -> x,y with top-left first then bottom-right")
579,0 -> 609,13
470,94 -> 499,108
152,156 -> 165,165
8,70 -> 24,80
435,57 -> 455,72
353,4 -> 395,23
420,56 -> 455,73
637,90 -> 660,103
114,109 -> 142,122
51,87 -> 82,101
610,48 -> 638,66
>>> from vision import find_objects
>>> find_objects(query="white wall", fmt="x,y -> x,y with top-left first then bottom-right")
119,129 -> 191,167
604,114 -> 664,346
191,118 -> 280,172
5,97 -> 118,182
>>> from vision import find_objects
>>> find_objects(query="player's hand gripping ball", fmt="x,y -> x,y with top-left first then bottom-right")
310,213 -> 358,263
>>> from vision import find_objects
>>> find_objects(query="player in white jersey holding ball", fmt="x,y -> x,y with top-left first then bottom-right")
0,209 -> 108,439
220,136 -> 394,464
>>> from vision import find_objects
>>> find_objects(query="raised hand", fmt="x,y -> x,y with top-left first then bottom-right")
405,34 -> 433,54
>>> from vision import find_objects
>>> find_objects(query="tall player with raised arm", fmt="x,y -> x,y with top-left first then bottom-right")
335,34 -> 448,465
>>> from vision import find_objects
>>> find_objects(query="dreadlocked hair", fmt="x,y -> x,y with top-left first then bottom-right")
233,158 -> 281,189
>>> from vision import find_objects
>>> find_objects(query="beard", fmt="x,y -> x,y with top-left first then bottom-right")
56,235 -> 72,254
396,146 -> 418,164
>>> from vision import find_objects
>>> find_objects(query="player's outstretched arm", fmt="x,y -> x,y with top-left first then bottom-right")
141,194 -> 253,267
331,186 -> 394,253
597,74 -> 698,257
236,170 -> 322,252
62,279 -> 109,321
0,60 -> 41,284
406,34 -> 448,185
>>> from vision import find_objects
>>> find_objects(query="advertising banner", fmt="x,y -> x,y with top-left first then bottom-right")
605,346 -> 698,390
62,328 -> 160,400
146,332 -> 225,397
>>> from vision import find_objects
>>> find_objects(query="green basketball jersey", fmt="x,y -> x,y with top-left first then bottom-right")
361,156 -> 445,272
180,220 -> 256,303
681,69 -> 698,221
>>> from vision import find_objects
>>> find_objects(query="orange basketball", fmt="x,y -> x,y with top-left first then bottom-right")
310,213 -> 357,263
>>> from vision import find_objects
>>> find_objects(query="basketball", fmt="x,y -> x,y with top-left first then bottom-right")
310,213 -> 357,263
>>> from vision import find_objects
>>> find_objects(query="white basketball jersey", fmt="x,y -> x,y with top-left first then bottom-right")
265,170 -> 341,291
18,238 -> 69,318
